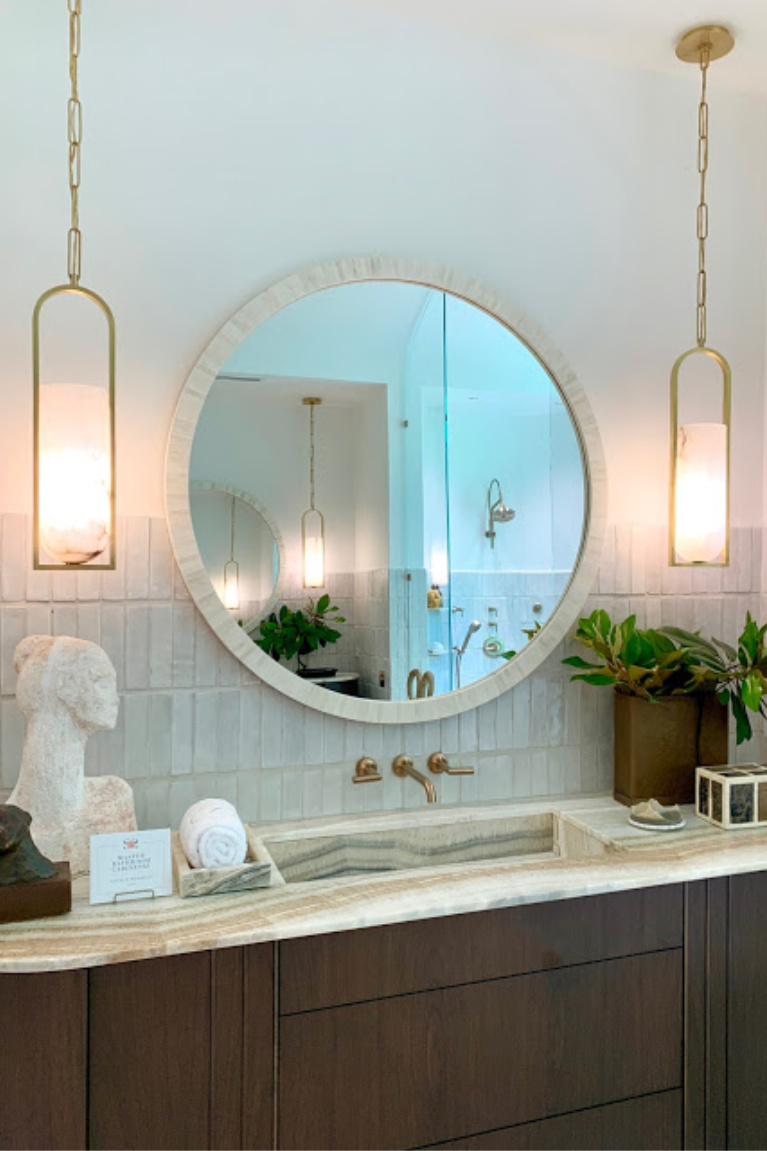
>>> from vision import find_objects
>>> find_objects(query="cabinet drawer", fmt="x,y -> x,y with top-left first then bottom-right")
431,1090 -> 683,1150
279,949 -> 683,1150
280,884 -> 683,1012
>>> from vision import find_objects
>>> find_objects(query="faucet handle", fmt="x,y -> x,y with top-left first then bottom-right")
353,757 -> 382,784
427,752 -> 474,776
391,754 -> 413,776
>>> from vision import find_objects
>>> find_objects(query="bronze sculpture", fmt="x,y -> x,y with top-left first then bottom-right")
0,804 -> 58,886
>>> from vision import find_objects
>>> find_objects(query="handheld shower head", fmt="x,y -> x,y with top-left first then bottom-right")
457,619 -> 481,655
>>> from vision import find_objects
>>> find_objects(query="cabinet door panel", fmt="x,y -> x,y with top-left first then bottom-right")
728,871 -> 767,1150
280,884 -> 684,1013
0,970 -> 86,1151
279,950 -> 683,1150
89,953 -> 213,1151
242,943 -> 276,1151
433,1089 -> 683,1149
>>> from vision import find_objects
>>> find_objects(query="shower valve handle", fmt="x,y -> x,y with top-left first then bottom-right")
427,752 -> 474,776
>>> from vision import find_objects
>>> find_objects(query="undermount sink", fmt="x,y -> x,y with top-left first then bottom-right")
259,810 -> 610,884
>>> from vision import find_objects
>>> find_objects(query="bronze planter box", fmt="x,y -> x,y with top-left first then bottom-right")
614,692 -> 729,807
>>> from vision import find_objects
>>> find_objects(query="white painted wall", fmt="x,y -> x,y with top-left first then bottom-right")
190,383 -> 388,579
0,0 -> 763,529
1,2 -> 767,824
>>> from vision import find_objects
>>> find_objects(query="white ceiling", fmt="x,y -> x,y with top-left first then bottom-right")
346,0 -> 767,95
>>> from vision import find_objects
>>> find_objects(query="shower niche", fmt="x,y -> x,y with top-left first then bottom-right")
168,258 -> 604,721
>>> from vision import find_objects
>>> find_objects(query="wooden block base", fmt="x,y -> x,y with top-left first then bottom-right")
0,861 -> 71,924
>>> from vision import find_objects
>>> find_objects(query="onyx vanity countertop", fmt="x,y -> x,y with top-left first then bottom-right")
1,794 -> 766,974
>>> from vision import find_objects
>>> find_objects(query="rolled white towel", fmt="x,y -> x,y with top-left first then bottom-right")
179,798 -> 248,869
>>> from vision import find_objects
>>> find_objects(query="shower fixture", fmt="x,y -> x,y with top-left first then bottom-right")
485,479 -> 515,548
453,619 -> 481,689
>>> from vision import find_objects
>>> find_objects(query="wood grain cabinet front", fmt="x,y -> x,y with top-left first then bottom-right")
430,1090 -> 684,1150
279,950 -> 683,1150
0,969 -> 87,1151
728,870 -> 767,1151
88,944 -> 274,1151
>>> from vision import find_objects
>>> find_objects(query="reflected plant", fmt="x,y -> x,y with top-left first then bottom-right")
254,594 -> 346,671
501,620 -> 542,661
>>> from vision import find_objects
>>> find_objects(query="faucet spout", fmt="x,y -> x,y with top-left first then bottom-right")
392,755 -> 437,803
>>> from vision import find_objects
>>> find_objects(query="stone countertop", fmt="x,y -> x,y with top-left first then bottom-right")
1,794 -> 766,974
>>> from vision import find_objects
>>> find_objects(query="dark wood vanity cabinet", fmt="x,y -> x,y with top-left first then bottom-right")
278,886 -> 685,1150
88,945 -> 274,1151
0,874 -> 765,1151
0,968 -> 87,1151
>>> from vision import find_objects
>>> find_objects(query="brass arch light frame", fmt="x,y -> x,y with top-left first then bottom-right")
301,397 -> 326,589
223,492 -> 240,610
669,24 -> 734,567
32,283 -> 117,570
669,346 -> 731,568
33,0 -> 117,571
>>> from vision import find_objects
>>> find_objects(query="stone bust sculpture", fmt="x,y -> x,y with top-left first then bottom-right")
8,636 -> 137,877
0,804 -> 57,886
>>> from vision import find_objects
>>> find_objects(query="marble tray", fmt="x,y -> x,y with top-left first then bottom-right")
172,826 -> 273,898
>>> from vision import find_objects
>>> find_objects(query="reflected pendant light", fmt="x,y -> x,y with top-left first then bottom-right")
223,494 -> 240,610
33,0 -> 116,569
301,397 -> 325,588
669,25 -> 734,567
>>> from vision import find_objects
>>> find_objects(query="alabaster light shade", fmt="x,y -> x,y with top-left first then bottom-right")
673,421 -> 728,564
223,560 -> 240,611
302,518 -> 325,589
37,382 -> 112,565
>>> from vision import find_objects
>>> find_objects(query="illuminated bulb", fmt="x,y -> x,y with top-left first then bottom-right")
303,534 -> 325,588
38,383 -> 111,564
674,422 -> 728,563
223,561 -> 240,611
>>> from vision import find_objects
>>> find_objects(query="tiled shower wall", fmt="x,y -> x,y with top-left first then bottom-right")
0,513 -> 765,830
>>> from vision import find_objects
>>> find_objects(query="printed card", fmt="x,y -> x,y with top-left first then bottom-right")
89,828 -> 173,905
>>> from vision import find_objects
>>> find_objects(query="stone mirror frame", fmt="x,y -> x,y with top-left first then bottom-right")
166,257 -> 607,724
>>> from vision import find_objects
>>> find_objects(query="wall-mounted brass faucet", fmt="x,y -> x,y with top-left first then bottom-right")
427,752 -> 475,776
392,755 -> 437,803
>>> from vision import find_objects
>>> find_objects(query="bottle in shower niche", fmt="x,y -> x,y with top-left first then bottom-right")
427,584 -> 443,609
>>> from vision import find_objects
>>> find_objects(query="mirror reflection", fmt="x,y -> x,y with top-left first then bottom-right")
189,484 -> 281,626
190,283 -> 586,700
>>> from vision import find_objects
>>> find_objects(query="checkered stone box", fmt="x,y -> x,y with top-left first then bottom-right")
696,764 -> 767,830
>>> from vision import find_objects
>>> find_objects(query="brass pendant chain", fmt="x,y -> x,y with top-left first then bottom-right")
67,0 -> 82,285
309,401 -> 316,512
229,495 -> 236,562
696,43 -> 710,348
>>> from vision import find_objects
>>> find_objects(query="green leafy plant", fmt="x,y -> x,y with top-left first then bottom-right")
562,610 -> 692,699
562,609 -> 767,744
661,616 -> 767,745
500,621 -> 542,661
254,594 -> 346,671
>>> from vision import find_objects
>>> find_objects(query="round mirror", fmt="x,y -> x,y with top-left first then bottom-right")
167,258 -> 606,723
188,483 -> 283,628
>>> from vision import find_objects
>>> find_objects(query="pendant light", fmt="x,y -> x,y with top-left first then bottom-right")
33,0 -> 116,569
669,25 -> 733,567
223,495 -> 240,611
301,397 -> 325,588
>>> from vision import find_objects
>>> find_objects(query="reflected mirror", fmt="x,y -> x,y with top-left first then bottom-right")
189,483 -> 282,627
188,280 -> 586,702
